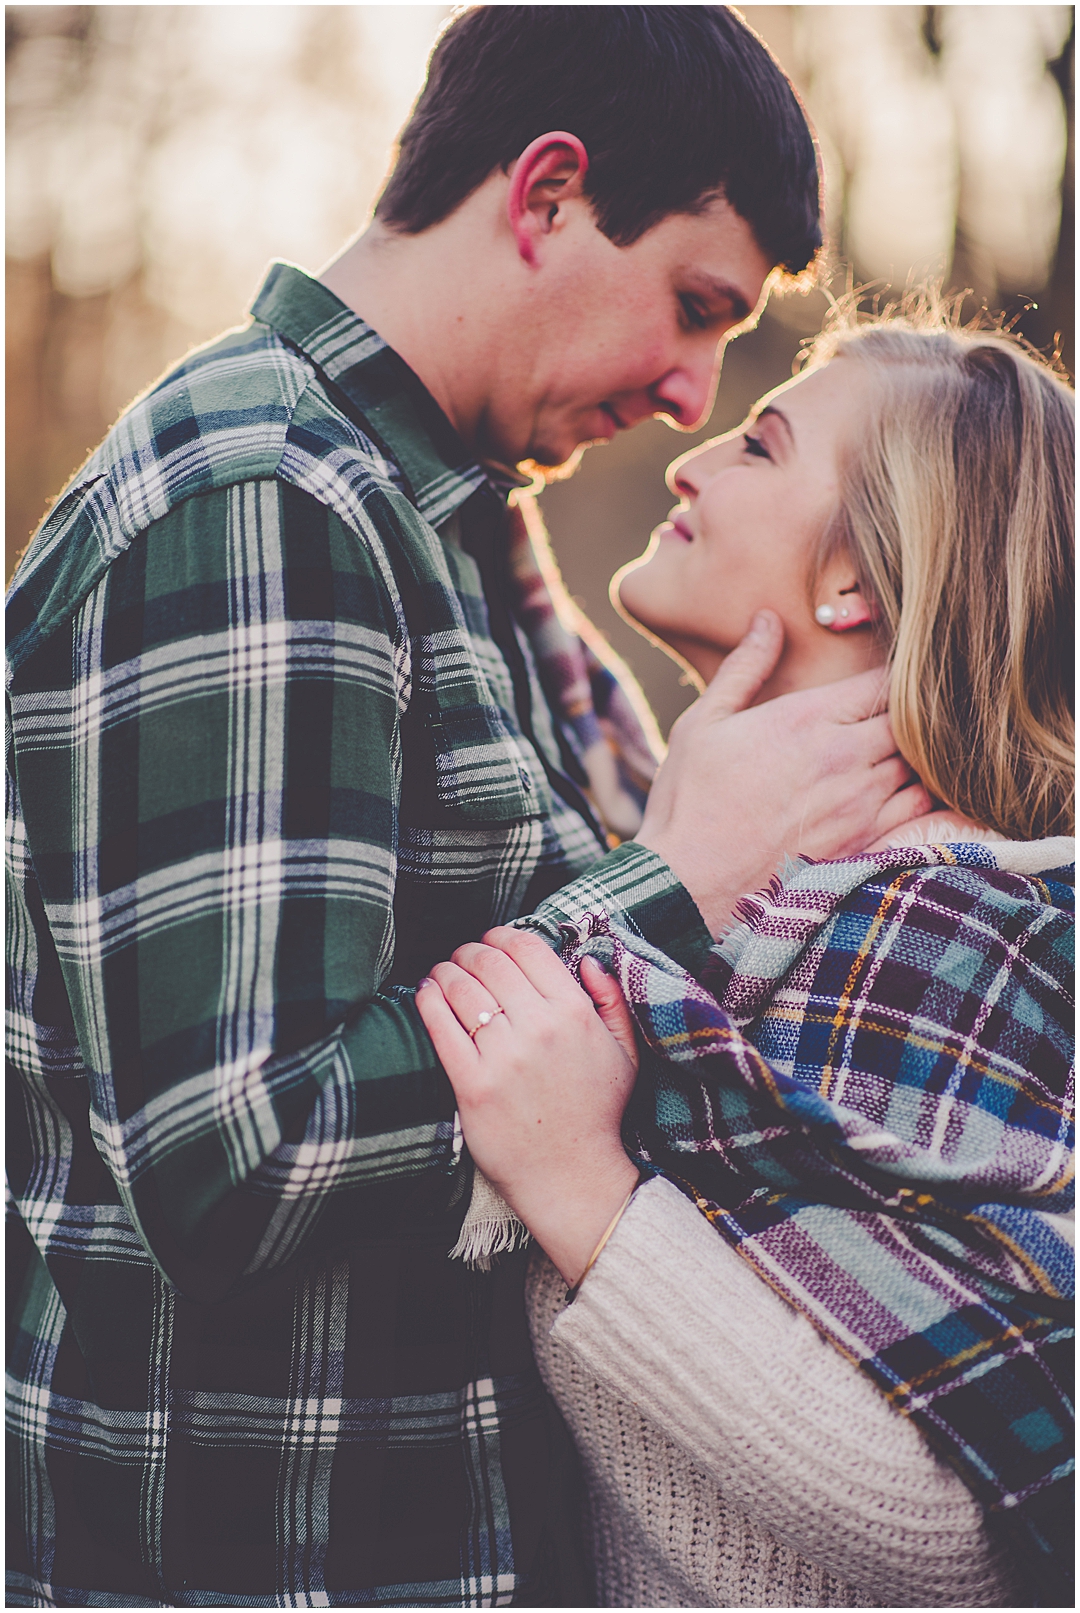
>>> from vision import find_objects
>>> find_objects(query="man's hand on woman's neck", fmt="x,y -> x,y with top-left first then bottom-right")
635,611 -> 930,936
668,627 -> 886,707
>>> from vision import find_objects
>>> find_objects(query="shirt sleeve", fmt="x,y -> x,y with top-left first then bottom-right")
538,1175 -> 1013,1606
521,841 -> 715,977
11,479 -> 459,1303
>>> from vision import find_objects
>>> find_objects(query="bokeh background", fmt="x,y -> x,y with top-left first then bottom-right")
7,4 -> 1074,733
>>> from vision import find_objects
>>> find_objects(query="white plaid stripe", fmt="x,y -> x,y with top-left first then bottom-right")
277,1262 -> 348,1600
70,585 -> 111,1083
8,1275 -> 66,1592
219,482 -> 287,1080
304,309 -> 387,378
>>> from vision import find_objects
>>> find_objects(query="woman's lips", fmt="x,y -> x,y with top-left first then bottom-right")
662,516 -> 693,542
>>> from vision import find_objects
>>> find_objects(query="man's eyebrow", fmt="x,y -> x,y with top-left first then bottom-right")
695,275 -> 752,325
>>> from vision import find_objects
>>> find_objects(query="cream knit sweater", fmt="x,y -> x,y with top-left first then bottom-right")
526,1176 -> 1016,1608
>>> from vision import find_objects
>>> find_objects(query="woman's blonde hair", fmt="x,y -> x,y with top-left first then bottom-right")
809,305 -> 1074,840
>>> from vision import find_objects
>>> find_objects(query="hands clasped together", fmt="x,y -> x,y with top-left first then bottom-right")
418,610 -> 971,1288
417,931 -> 640,1286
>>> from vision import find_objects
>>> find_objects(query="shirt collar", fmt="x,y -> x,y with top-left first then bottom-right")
250,261 -> 527,525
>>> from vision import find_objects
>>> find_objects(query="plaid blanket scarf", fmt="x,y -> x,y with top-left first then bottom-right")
526,838 -> 1074,1606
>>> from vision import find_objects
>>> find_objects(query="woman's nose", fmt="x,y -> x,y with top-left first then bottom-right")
669,463 -> 700,501
667,446 -> 714,500
666,437 -> 734,498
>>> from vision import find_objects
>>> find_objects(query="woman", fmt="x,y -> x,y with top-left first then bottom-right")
417,310 -> 1074,1607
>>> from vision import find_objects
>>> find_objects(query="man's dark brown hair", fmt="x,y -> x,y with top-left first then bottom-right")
377,4 -> 821,276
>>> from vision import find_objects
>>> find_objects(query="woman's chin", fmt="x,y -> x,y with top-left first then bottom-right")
612,570 -> 727,690
610,557 -> 650,617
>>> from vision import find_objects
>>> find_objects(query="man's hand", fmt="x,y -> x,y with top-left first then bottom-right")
635,611 -> 931,935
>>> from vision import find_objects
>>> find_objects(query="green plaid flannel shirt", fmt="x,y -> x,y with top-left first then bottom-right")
6,263 -> 712,1607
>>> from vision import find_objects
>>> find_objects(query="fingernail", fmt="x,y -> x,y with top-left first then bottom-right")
417,976 -> 435,990
749,610 -> 771,639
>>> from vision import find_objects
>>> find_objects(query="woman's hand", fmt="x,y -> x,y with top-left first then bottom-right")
416,928 -> 640,1286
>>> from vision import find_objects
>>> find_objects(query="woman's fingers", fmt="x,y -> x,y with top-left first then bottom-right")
458,930 -> 639,1066
457,927 -> 580,1004
426,958 -> 512,1043
429,932 -> 598,1055
432,937 -> 640,1067
414,975 -> 479,1082
579,956 -> 639,1068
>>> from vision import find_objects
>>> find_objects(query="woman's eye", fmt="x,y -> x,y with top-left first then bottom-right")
679,295 -> 709,330
743,434 -> 770,459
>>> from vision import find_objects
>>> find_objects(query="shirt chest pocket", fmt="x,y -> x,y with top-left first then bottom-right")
398,672 -> 544,828
391,662 -> 547,979
368,491 -> 544,830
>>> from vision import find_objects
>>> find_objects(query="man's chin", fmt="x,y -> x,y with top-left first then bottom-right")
519,439 -> 606,484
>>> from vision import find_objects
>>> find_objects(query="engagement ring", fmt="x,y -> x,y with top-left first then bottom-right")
468,1007 -> 505,1040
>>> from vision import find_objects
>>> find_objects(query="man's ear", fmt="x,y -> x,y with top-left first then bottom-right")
507,132 -> 589,267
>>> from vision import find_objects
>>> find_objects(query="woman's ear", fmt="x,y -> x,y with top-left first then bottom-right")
813,575 -> 881,632
813,590 -> 879,632
507,132 -> 590,267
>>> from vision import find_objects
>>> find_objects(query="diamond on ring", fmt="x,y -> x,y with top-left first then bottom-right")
468,1006 -> 505,1040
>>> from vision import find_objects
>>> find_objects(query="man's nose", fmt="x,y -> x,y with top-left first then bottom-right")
650,344 -> 722,431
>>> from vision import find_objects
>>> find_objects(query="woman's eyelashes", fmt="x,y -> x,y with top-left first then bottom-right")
742,432 -> 770,459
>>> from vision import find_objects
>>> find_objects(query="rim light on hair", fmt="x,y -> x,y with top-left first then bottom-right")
808,300 -> 1074,841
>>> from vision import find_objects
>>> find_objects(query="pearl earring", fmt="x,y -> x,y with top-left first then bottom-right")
814,604 -> 836,626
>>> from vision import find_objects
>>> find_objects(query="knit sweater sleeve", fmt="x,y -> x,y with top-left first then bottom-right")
544,1175 -> 1014,1607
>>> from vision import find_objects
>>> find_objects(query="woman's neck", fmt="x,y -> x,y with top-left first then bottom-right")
668,628 -> 886,704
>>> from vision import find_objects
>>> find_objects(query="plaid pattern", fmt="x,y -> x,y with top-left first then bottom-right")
6,263 -> 705,1607
532,840 -> 1075,1607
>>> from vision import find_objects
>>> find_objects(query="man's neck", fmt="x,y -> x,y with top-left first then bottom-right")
319,216 -> 505,453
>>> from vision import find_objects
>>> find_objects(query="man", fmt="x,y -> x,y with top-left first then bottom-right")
7,8 -> 928,1606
